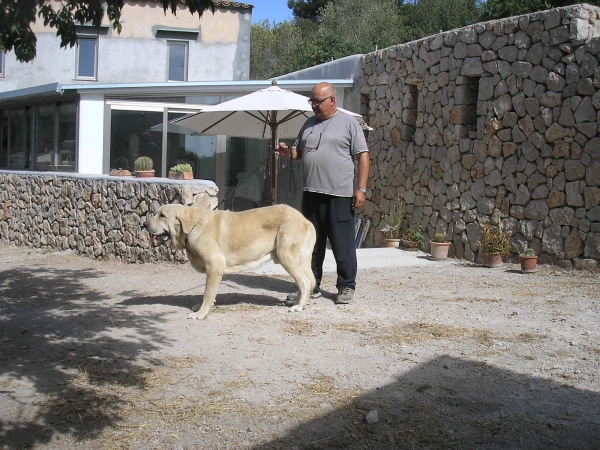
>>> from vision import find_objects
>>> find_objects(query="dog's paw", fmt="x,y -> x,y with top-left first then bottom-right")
188,311 -> 207,320
288,304 -> 304,313
191,303 -> 201,312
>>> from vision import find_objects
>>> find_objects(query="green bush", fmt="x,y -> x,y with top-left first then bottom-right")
403,225 -> 425,249
379,197 -> 407,239
169,163 -> 193,173
478,224 -> 511,256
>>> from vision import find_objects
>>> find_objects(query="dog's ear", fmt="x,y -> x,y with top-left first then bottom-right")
176,207 -> 195,236
163,207 -> 184,250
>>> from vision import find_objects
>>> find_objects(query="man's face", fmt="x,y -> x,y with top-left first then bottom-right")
309,87 -> 336,119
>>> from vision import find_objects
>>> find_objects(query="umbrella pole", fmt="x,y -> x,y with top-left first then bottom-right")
270,113 -> 277,205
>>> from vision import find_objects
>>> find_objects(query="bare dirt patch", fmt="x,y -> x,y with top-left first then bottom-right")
0,243 -> 599,449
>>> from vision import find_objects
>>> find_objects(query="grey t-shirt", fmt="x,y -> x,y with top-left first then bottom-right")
293,111 -> 369,197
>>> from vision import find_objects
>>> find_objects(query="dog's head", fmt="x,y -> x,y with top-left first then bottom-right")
145,204 -> 197,250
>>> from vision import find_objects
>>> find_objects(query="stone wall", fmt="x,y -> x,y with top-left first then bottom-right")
358,4 -> 600,269
0,171 -> 219,263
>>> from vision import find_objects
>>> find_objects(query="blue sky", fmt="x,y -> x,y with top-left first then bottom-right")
249,0 -> 294,23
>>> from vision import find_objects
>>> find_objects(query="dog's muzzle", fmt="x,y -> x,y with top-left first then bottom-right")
150,233 -> 170,247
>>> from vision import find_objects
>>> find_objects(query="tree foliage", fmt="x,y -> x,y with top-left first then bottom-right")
319,0 -> 414,53
480,0 -> 600,20
408,0 -> 481,36
251,0 -> 600,79
286,0 -> 331,21
250,19 -> 303,80
0,0 -> 215,63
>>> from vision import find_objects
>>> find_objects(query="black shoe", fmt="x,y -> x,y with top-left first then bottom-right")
335,287 -> 355,305
285,287 -> 321,305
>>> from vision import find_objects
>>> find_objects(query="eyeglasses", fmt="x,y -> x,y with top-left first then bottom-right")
301,129 -> 323,153
308,95 -> 333,106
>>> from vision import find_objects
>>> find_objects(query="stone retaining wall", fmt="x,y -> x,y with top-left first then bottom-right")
358,4 -> 600,269
0,171 -> 219,263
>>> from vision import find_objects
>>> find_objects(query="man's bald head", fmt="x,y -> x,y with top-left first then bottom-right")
310,82 -> 337,119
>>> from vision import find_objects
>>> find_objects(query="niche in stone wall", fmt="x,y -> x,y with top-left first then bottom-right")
452,77 -> 479,138
401,84 -> 418,141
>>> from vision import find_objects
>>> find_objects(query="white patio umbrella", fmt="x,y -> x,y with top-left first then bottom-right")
171,81 -> 370,203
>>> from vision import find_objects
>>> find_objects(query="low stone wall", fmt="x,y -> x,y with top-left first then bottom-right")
0,171 -> 219,263
358,4 -> 600,270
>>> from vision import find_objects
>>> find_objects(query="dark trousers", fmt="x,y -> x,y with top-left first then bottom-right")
301,191 -> 357,290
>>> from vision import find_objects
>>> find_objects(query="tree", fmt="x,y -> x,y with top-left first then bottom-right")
319,0 -> 414,52
250,19 -> 303,79
480,0 -> 600,20
287,0 -> 331,21
0,0 -> 215,63
408,0 -> 481,37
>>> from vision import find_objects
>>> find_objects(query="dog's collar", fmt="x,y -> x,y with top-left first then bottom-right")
184,219 -> 202,248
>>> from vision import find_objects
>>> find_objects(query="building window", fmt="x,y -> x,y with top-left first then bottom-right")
76,37 -> 97,79
167,41 -> 188,82
0,51 -> 5,77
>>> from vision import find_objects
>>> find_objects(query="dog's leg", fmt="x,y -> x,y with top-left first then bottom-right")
188,271 -> 222,320
280,260 -> 315,313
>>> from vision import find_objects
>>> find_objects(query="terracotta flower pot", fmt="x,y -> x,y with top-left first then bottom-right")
384,238 -> 401,248
109,169 -> 131,176
402,239 -> 419,251
169,171 -> 193,180
520,255 -> 539,273
430,241 -> 451,260
135,170 -> 155,178
485,253 -> 503,268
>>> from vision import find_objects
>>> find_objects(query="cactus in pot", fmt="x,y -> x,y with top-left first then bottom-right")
134,156 -> 155,177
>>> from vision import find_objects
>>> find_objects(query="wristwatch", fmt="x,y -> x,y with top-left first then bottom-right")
356,187 -> 368,195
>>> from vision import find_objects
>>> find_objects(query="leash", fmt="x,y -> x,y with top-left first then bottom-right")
212,149 -> 285,210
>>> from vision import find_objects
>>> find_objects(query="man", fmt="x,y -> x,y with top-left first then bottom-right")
276,82 -> 370,305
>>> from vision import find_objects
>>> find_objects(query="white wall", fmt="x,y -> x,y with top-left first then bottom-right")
78,94 -> 105,174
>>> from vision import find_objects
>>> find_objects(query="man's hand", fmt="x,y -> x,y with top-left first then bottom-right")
275,142 -> 291,158
353,189 -> 366,210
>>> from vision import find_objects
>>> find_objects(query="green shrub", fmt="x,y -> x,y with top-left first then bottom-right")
403,224 -> 425,249
379,197 -> 407,239
134,156 -> 154,171
169,163 -> 193,173
478,224 -> 511,256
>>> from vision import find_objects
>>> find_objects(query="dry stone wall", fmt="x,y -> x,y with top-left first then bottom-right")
359,4 -> 600,270
0,171 -> 219,263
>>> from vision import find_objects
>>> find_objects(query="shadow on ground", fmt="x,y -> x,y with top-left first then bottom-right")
0,264 -> 173,448
255,355 -> 600,450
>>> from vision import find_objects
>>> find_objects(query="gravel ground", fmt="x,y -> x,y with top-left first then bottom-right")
0,242 -> 599,450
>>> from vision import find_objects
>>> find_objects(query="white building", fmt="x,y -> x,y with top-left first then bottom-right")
0,0 -> 356,208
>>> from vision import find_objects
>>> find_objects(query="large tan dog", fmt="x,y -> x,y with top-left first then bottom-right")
145,204 -> 316,319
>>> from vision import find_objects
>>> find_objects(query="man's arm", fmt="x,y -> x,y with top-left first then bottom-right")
353,151 -> 370,209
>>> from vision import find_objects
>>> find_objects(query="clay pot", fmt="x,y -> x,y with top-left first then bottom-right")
109,169 -> 131,176
384,238 -> 401,248
402,239 -> 419,251
520,255 -> 539,273
430,241 -> 451,260
135,170 -> 155,178
168,171 -> 193,180
485,253 -> 503,268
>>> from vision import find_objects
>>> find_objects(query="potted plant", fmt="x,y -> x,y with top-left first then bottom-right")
519,248 -> 538,273
402,225 -> 425,251
134,156 -> 155,178
379,198 -> 407,248
109,168 -> 132,177
169,163 -> 194,180
429,232 -> 451,260
478,224 -> 511,268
